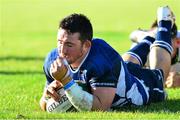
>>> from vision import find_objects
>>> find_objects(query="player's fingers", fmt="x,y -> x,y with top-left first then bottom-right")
50,61 -> 57,72
51,80 -> 62,89
56,58 -> 66,71
52,92 -> 60,102
55,58 -> 66,73
56,58 -> 62,66
47,86 -> 60,101
50,64 -> 54,74
52,61 -> 55,67
54,60 -> 59,69
55,80 -> 63,89
165,78 -> 173,88
52,59 -> 61,73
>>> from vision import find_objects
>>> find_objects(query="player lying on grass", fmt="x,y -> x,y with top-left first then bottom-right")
40,6 -> 175,112
130,21 -> 180,88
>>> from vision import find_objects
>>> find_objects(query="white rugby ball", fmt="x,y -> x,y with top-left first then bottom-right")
46,88 -> 76,112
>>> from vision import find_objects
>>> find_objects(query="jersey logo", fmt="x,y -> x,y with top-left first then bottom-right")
74,70 -> 87,84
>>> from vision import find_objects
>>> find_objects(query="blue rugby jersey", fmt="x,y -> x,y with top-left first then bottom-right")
43,38 -> 150,108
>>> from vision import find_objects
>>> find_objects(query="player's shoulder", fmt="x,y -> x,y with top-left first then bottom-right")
44,48 -> 59,64
84,38 -> 121,74
91,38 -> 120,58
92,38 -> 108,46
48,48 -> 58,58
91,38 -> 114,52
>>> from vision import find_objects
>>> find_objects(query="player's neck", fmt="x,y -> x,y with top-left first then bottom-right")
70,47 -> 90,69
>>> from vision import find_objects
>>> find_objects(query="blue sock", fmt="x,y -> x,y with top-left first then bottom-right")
127,36 -> 155,66
152,20 -> 172,54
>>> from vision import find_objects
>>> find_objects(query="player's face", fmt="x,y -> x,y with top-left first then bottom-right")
57,29 -> 89,66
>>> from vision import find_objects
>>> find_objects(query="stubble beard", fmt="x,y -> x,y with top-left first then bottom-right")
68,49 -> 84,67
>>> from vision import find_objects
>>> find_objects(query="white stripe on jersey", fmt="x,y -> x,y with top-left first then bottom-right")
116,62 -> 126,97
112,62 -> 126,107
113,62 -> 149,107
153,88 -> 164,93
126,83 -> 144,105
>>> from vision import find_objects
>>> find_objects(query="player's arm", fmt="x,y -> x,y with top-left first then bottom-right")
166,71 -> 180,88
62,81 -> 115,111
39,90 -> 47,111
39,80 -> 62,111
50,58 -> 116,111
40,50 -> 62,111
91,87 -> 116,111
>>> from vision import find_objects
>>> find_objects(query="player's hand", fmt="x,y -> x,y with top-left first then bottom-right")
166,72 -> 180,88
50,58 -> 68,80
50,58 -> 72,85
46,80 -> 63,101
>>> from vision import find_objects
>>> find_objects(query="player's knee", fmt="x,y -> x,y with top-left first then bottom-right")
122,53 -> 141,65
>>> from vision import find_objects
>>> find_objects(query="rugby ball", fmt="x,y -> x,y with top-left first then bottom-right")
46,88 -> 76,112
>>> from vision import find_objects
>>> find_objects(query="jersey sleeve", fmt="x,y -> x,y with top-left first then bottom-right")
88,59 -> 121,88
85,38 -> 122,89
43,48 -> 58,85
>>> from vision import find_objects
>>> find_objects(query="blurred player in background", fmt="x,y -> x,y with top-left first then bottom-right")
130,22 -> 180,88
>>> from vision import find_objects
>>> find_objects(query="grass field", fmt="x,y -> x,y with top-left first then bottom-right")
0,0 -> 180,119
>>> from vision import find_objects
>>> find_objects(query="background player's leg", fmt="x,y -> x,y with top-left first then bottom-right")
149,6 -> 175,79
122,36 -> 154,66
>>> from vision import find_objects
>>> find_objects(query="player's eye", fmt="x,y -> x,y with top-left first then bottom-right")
57,40 -> 63,45
67,44 -> 73,47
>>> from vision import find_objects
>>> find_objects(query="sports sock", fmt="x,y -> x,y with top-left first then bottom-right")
151,20 -> 172,54
126,36 -> 155,66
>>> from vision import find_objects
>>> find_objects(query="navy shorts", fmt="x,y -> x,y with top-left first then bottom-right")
125,62 -> 166,103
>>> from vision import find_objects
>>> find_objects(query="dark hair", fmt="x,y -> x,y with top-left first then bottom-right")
151,20 -> 177,39
59,13 -> 93,41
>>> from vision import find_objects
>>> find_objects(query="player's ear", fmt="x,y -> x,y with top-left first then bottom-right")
83,40 -> 91,49
82,40 -> 91,53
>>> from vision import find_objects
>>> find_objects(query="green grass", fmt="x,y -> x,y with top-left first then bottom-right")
0,0 -> 180,119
